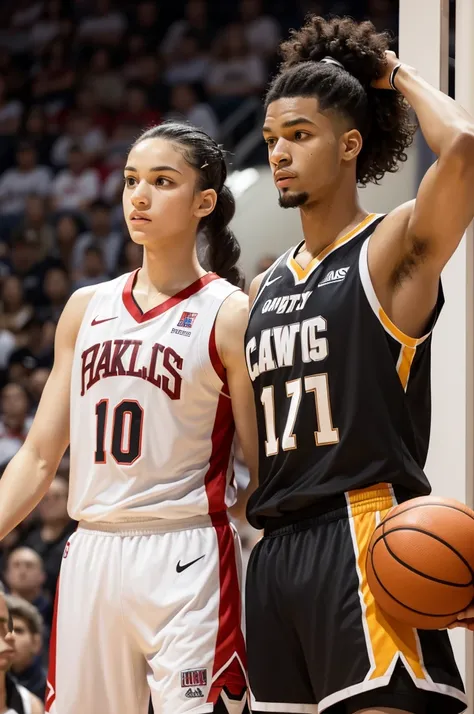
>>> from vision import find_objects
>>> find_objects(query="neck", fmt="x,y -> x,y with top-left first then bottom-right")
0,672 -> 6,711
299,180 -> 366,256
12,586 -> 41,602
41,520 -> 68,540
139,234 -> 206,294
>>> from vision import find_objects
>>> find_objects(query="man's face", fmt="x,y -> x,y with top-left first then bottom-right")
11,616 -> 40,672
0,597 -> 15,672
5,549 -> 45,599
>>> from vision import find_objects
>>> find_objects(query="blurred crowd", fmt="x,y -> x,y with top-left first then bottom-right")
0,0 -> 398,701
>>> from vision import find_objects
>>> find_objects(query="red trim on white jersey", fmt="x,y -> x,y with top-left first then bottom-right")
45,574 -> 60,712
122,270 -> 221,323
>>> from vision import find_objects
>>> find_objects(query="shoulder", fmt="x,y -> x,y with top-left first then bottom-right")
249,272 -> 266,308
215,290 -> 249,368
29,691 -> 44,714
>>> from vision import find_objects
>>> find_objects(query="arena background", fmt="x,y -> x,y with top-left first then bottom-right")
0,0 -> 472,709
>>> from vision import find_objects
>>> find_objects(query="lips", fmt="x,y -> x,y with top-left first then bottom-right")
274,171 -> 297,187
130,212 -> 151,222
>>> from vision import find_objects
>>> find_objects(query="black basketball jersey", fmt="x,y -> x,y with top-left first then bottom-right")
245,213 -> 444,529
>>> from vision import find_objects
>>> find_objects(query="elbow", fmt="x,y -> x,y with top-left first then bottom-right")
450,128 -> 474,160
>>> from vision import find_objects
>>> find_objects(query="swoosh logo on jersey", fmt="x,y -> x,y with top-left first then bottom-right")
176,555 -> 205,573
265,275 -> 282,286
91,316 -> 118,326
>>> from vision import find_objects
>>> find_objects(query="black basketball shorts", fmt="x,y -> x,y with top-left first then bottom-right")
245,483 -> 467,714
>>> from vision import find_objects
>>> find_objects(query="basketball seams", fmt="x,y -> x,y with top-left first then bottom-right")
373,529 -> 473,586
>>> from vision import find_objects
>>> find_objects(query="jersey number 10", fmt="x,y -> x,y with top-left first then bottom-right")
261,373 -> 339,456
94,399 -> 143,465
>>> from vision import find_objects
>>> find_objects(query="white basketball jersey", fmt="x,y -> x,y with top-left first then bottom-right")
69,271 -> 240,523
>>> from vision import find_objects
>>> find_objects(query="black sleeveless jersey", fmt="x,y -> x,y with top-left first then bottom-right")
245,214 -> 444,529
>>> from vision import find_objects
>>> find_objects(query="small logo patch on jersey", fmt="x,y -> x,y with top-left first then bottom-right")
63,540 -> 71,559
318,267 -> 350,287
181,669 -> 207,688
177,311 -> 198,328
185,687 -> 204,698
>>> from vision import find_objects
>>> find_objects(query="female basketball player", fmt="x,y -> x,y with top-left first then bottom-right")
0,121 -> 256,714
243,15 -> 474,714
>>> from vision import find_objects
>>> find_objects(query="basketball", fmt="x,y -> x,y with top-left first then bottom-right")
367,496 -> 474,629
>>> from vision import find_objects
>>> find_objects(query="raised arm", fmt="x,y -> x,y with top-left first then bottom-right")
216,290 -> 259,521
369,52 -> 474,337
0,288 -> 94,540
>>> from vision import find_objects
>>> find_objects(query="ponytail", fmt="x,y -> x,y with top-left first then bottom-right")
201,185 -> 243,287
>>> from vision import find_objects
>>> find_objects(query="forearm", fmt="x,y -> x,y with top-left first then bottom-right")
396,65 -> 474,155
0,443 -> 57,540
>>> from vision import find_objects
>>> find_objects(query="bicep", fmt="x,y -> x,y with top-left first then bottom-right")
408,135 -> 474,270
24,290 -> 92,470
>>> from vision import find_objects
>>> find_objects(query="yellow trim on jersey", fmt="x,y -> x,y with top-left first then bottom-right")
347,484 -> 426,681
397,345 -> 417,390
378,308 -> 420,349
289,213 -> 377,280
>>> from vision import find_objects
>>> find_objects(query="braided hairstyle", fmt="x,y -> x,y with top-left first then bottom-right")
266,16 -> 417,186
133,121 -> 243,287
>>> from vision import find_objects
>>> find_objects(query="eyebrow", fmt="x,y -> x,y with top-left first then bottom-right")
124,165 -> 182,174
262,118 -> 316,133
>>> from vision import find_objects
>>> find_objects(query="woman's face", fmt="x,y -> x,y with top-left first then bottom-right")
122,136 -> 216,248
2,276 -> 23,309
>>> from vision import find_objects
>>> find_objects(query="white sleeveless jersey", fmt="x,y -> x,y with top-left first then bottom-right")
69,270 -> 240,523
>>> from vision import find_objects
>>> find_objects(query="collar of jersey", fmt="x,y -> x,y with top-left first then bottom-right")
287,213 -> 378,284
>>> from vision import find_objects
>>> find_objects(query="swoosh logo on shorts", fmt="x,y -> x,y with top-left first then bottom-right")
176,555 -> 205,573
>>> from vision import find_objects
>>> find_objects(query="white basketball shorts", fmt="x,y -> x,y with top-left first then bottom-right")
45,513 -> 247,714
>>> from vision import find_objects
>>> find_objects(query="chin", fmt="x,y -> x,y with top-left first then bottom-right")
278,190 -> 309,209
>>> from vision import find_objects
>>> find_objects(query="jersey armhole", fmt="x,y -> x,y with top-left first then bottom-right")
358,235 -> 437,349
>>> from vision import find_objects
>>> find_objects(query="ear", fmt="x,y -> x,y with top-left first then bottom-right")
31,633 -> 42,656
340,128 -> 363,163
194,188 -> 217,220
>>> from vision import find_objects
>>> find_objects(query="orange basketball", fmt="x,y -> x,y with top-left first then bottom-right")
367,496 -> 474,629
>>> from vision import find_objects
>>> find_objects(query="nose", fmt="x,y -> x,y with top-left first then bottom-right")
130,180 -> 151,210
270,138 -> 292,170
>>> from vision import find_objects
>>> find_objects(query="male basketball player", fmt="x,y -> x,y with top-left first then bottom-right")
0,122 -> 256,714
244,16 -> 474,714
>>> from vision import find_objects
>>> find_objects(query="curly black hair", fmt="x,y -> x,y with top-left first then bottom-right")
265,16 -> 417,186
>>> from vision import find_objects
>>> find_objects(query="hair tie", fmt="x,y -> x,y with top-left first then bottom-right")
201,161 -> 209,169
320,56 -> 344,69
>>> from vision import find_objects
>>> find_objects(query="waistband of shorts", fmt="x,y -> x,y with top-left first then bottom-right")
78,512 -> 228,536
263,483 -> 411,537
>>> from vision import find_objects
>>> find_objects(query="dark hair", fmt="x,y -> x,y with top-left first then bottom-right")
265,16 -> 417,186
133,121 -> 243,286
5,594 -> 43,636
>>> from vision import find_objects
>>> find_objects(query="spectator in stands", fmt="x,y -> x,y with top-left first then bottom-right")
53,214 -> 82,273
51,145 -> 100,214
164,31 -> 210,86
77,0 -> 126,47
115,83 -> 161,134
85,47 -> 125,111
69,86 -> 112,136
0,384 -> 32,468
0,75 -> 22,136
30,0 -> 62,54
38,267 -> 70,325
12,195 -> 54,259
31,39 -> 75,111
0,276 -> 33,334
0,590 -> 43,714
51,112 -> 106,169
9,233 -> 55,306
3,548 -> 52,632
168,83 -> 219,140
27,367 -> 50,412
161,0 -> 213,57
130,1 -> 164,48
23,477 -> 75,602
129,54 -> 168,113
73,245 -> 109,289
21,106 -> 55,168
206,23 -> 265,118
118,240 -> 143,274
239,0 -> 281,58
0,142 -> 51,237
72,200 -> 122,277
6,594 -> 46,701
